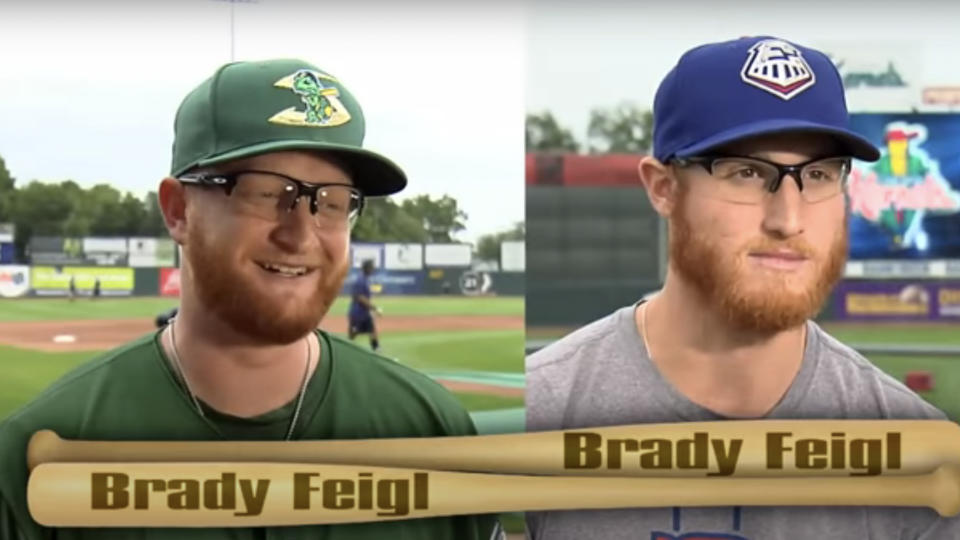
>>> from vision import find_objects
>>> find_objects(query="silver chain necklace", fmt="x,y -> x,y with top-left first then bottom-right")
166,319 -> 311,441
640,301 -> 654,358
640,300 -> 809,359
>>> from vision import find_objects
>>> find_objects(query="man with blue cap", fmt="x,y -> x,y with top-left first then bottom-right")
527,36 -> 958,539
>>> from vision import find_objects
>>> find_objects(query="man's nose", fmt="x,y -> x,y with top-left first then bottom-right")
271,196 -> 319,251
761,174 -> 805,238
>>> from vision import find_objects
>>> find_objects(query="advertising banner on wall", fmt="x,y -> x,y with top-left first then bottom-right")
29,236 -> 87,265
420,268 -> 525,296
31,266 -> 135,296
832,280 -> 960,321
159,268 -> 181,297
83,237 -> 127,254
129,237 -> 177,267
924,87 -> 960,108
0,243 -> 14,264
814,40 -> 923,112
500,241 -> 525,272
83,237 -> 129,266
340,269 -> 423,296
0,265 -> 30,298
847,114 -> 960,262
350,243 -> 384,269
424,243 -> 472,267
384,243 -> 423,270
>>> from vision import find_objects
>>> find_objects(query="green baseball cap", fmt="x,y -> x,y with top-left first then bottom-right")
170,58 -> 407,196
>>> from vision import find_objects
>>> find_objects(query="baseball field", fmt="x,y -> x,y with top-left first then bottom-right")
0,295 -> 525,426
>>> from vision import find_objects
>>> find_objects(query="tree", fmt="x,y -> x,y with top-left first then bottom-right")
587,102 -> 654,154
142,191 -> 168,236
7,180 -> 74,259
352,197 -> 428,243
400,194 -> 468,243
0,155 -> 14,193
526,111 -> 581,153
475,221 -> 525,262
0,155 -> 15,223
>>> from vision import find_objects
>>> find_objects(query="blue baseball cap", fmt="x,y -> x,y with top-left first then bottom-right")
652,36 -> 880,163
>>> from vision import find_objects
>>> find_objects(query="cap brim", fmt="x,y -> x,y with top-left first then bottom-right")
674,119 -> 881,162
184,140 -> 407,196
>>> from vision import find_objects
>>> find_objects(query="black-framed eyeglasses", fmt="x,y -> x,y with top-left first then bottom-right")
178,169 -> 365,229
671,155 -> 853,204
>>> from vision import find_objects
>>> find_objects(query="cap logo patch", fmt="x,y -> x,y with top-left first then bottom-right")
268,69 -> 352,127
740,39 -> 816,100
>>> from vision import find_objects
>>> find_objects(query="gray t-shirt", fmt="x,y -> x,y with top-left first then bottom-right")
525,304 -> 958,540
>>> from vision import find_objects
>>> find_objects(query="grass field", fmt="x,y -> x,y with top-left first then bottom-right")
822,322 -> 960,346
820,322 -> 960,420
0,295 -> 523,322
0,296 -> 524,421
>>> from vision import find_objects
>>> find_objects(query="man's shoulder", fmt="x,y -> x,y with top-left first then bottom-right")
327,331 -> 438,387
1,333 -> 159,431
524,307 -> 633,429
808,321 -> 945,419
526,307 -> 628,376
0,333 -> 161,537
323,332 -> 476,434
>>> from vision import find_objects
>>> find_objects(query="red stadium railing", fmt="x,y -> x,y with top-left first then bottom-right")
525,153 -> 644,187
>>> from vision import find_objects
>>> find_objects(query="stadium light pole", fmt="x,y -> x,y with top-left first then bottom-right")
211,0 -> 259,62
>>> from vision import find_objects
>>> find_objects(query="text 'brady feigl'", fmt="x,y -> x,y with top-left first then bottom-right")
89,471 -> 430,516
564,431 -> 902,476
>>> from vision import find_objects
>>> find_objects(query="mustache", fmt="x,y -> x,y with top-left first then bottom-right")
741,238 -> 817,258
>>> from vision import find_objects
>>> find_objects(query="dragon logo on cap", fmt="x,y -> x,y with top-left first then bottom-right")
269,69 -> 352,127
740,39 -> 816,100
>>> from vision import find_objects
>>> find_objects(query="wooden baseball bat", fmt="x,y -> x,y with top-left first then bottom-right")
27,420 -> 960,477
27,462 -> 960,527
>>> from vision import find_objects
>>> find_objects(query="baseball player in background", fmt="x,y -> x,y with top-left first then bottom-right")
348,259 -> 382,351
0,59 -> 503,540
526,36 -> 959,540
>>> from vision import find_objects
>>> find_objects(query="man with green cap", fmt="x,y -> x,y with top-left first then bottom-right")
0,59 -> 504,540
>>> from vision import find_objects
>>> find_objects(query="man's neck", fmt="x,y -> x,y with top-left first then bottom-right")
638,275 -> 808,418
161,295 -> 318,418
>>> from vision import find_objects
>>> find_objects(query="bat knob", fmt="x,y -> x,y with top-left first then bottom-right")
931,464 -> 960,517
26,430 -> 62,471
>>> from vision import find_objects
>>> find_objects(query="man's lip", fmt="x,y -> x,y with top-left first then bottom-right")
255,260 -> 319,269
748,251 -> 808,261
254,261 -> 320,276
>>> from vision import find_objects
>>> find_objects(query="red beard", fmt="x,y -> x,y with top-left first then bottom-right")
668,197 -> 847,333
183,221 -> 348,344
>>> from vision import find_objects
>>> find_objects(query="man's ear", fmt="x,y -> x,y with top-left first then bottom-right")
638,156 -> 680,218
158,177 -> 189,244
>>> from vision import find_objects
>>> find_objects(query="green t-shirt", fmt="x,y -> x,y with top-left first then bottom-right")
0,330 -> 502,540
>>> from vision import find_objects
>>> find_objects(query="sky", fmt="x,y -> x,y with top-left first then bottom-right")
0,0 -> 524,244
6,1 -> 958,245
527,0 -> 960,144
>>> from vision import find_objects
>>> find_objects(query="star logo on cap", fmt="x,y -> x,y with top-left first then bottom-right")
740,39 -> 816,100
268,69 -> 352,127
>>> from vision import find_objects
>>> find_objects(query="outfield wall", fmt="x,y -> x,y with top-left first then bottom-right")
1,238 -> 525,299
0,265 -> 523,298
825,279 -> 960,321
